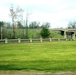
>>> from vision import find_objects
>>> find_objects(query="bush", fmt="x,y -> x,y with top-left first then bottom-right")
40,27 -> 50,38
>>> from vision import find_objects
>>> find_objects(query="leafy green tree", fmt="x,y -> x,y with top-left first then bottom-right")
40,27 -> 50,38
0,21 -> 4,27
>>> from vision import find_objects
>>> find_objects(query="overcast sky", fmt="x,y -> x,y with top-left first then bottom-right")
0,0 -> 76,28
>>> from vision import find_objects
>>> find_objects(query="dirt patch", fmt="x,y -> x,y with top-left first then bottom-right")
0,71 -> 76,75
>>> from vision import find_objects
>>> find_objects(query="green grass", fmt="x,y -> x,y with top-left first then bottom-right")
50,31 -> 63,38
0,41 -> 76,72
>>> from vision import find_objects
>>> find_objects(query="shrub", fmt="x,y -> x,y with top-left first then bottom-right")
40,27 -> 50,38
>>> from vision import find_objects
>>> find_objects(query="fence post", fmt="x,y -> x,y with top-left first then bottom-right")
5,38 -> 8,44
30,38 -> 32,43
18,38 -> 21,43
49,38 -> 52,42
58,38 -> 60,41
40,38 -> 42,42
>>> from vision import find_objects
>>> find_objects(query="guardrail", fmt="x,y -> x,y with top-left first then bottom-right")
0,38 -> 68,44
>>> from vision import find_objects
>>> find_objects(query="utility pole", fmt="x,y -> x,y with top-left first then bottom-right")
25,11 -> 32,39
25,13 -> 28,39
1,27 -> 2,39
25,12 -> 31,39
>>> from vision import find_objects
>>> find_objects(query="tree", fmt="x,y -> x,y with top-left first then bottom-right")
0,21 -> 4,27
10,4 -> 24,38
41,22 -> 50,28
4,22 -> 12,29
29,21 -> 40,29
0,21 -> 4,39
40,27 -> 50,38
17,21 -> 23,28
68,21 -> 76,29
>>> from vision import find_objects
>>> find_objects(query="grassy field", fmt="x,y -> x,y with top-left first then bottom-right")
0,41 -> 76,72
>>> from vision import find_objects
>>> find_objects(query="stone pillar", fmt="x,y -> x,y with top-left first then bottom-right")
40,38 -> 42,42
58,38 -> 60,41
49,38 -> 52,42
5,38 -> 8,44
64,31 -> 67,39
72,32 -> 75,40
18,38 -> 21,43
30,38 -> 32,43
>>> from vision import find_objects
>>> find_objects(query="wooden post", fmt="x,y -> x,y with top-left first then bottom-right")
18,38 -> 21,43
30,38 -> 32,43
5,38 -> 8,44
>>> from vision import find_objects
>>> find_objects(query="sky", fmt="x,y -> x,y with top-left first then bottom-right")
0,0 -> 76,28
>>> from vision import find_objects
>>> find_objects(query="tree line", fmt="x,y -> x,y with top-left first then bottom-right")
0,21 -> 50,29
0,21 -> 51,39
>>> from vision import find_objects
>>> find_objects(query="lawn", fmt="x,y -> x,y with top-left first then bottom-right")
0,41 -> 76,72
